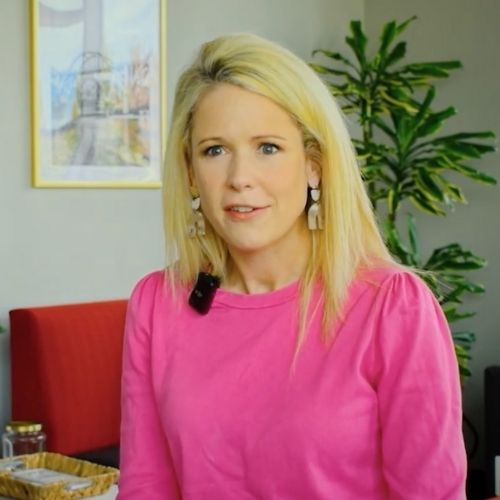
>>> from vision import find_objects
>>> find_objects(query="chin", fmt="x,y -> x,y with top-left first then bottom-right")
227,240 -> 268,254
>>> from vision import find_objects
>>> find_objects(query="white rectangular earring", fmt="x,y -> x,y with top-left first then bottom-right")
308,187 -> 323,231
188,196 -> 206,237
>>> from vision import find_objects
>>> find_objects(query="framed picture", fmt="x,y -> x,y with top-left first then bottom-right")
30,0 -> 166,188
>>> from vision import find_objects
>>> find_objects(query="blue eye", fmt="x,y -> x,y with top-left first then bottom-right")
260,143 -> 279,155
204,145 -> 224,157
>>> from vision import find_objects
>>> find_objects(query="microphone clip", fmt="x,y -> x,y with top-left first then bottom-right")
188,272 -> 221,315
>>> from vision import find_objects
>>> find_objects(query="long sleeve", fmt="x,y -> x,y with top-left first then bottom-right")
374,272 -> 467,499
117,275 -> 181,499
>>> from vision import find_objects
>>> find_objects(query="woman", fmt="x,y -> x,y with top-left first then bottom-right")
118,33 -> 466,499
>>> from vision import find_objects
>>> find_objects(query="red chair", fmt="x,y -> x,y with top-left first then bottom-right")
9,300 -> 127,467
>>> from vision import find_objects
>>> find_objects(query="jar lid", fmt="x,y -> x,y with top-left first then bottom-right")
5,421 -> 42,433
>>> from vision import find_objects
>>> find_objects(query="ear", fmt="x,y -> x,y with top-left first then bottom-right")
305,153 -> 321,188
188,168 -> 198,194
185,152 -> 198,194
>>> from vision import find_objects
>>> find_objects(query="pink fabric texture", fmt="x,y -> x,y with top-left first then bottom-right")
118,267 -> 466,499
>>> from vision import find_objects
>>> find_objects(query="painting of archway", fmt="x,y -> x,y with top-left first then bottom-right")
31,0 -> 166,187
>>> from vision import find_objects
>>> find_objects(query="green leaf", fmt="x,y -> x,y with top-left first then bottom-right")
383,74 -> 415,93
426,246 -> 487,271
434,131 -> 496,142
385,41 -> 407,68
428,244 -> 486,264
458,363 -> 472,378
442,274 -> 485,293
410,191 -> 446,215
427,61 -> 463,70
311,49 -> 357,69
407,214 -> 419,257
459,143 -> 496,154
391,111 -> 418,153
441,261 -> 484,271
326,82 -> 351,96
379,89 -> 420,113
395,16 -> 418,35
443,284 -> 476,304
346,20 -> 368,68
309,63 -> 359,81
413,87 -> 435,127
441,180 -> 467,203
404,60 -> 462,77
386,187 -> 400,214
436,141 -> 496,156
448,164 -> 497,185
383,220 -> 415,265
452,331 -> 477,346
455,343 -> 472,359
448,142 -> 484,159
417,107 -> 457,137
373,116 -> 397,140
415,169 -> 445,201
433,142 -> 496,161
378,20 -> 397,57
443,305 -> 476,322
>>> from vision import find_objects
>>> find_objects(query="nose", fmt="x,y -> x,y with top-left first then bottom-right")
226,151 -> 253,191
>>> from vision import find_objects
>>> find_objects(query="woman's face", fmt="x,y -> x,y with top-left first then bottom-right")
189,83 -> 319,257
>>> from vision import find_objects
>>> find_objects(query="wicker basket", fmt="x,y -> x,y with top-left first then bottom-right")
0,452 -> 119,499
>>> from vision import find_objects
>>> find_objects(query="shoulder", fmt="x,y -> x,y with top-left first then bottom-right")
353,266 -> 450,345
355,265 -> 434,304
343,265 -> 440,325
124,270 -> 174,340
129,269 -> 167,306
127,270 -> 185,321
127,269 -> 189,319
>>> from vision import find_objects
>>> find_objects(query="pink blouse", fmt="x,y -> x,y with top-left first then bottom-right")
118,267 -> 466,499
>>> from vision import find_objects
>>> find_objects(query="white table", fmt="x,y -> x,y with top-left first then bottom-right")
87,484 -> 118,499
0,484 -> 117,499
85,484 -> 118,499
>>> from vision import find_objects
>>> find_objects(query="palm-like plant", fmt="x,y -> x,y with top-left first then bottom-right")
311,17 -> 497,380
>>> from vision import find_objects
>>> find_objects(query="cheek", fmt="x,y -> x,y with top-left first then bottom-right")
291,188 -> 309,214
194,172 -> 221,217
193,166 -> 217,196
275,168 -> 309,206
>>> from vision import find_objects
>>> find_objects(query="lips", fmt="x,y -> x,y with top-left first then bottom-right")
227,206 -> 257,213
224,204 -> 269,220
224,203 -> 266,212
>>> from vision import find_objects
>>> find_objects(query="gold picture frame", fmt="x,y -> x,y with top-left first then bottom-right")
30,0 -> 167,188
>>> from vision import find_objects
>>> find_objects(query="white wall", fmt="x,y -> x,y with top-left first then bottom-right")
0,0 -> 364,430
166,0 -> 365,110
365,0 -> 500,467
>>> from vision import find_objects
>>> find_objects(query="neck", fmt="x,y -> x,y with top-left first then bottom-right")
223,225 -> 311,294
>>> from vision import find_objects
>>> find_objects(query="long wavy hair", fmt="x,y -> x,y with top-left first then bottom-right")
163,33 -> 395,360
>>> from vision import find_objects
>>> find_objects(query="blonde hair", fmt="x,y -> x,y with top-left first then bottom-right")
163,33 -> 395,358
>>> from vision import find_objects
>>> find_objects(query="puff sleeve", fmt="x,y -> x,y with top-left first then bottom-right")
117,274 -> 181,499
374,272 -> 467,499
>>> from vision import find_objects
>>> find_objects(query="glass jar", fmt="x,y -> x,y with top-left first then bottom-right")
2,421 -> 46,458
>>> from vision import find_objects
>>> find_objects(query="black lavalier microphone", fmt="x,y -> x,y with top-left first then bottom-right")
188,272 -> 221,315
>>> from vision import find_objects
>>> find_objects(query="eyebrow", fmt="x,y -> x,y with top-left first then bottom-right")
195,135 -> 288,147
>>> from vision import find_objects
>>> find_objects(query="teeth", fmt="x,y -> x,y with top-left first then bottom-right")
231,206 -> 253,213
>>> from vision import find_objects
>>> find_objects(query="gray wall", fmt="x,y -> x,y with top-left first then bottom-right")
366,0 -> 500,467
0,0 -> 364,431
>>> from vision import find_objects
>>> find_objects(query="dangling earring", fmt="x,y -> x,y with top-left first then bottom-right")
188,196 -> 206,237
308,186 -> 323,231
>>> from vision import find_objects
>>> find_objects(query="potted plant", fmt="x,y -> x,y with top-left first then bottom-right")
310,17 -> 496,381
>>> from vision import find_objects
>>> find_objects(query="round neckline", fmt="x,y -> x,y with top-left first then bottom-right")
213,279 -> 300,309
